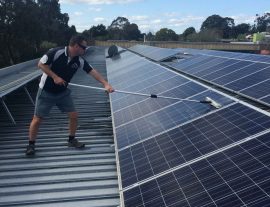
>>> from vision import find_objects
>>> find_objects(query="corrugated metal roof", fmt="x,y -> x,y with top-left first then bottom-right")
0,47 -> 120,207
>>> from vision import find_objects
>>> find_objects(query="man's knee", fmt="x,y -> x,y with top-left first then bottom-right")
31,116 -> 42,125
68,112 -> 78,119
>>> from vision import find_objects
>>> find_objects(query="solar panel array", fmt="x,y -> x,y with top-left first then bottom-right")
129,44 -> 180,62
106,47 -> 270,207
129,45 -> 270,107
171,48 -> 270,107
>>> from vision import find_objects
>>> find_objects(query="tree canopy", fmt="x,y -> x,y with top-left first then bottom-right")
106,16 -> 142,40
200,15 -> 235,38
182,27 -> 196,40
0,0 -> 76,67
155,28 -> 178,41
255,13 -> 270,32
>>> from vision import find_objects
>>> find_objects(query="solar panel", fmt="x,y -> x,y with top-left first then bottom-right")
129,45 -> 181,62
123,131 -> 270,207
118,103 -> 270,188
167,48 -> 270,106
106,47 -> 270,206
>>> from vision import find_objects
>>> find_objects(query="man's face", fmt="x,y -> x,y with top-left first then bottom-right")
76,40 -> 87,55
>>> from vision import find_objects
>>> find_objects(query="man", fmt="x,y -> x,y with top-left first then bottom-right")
26,35 -> 114,156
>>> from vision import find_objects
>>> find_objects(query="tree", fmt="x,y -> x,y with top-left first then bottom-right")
255,13 -> 270,32
186,29 -> 222,42
182,27 -> 196,41
124,23 -> 141,40
0,0 -> 76,67
108,16 -> 129,30
83,24 -> 108,40
108,17 -> 130,40
146,32 -> 155,41
155,28 -> 178,41
232,23 -> 250,38
0,0 -> 43,65
201,14 -> 235,38
107,17 -> 142,40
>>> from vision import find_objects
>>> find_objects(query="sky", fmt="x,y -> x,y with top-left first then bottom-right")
59,0 -> 270,34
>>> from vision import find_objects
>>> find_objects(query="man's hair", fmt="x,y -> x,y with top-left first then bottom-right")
69,35 -> 87,46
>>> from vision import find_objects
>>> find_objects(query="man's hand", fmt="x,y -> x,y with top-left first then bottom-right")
53,76 -> 66,86
104,83 -> 114,93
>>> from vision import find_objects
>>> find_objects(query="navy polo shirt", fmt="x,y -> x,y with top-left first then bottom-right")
39,46 -> 93,93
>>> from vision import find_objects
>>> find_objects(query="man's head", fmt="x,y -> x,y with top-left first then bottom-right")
69,35 -> 87,56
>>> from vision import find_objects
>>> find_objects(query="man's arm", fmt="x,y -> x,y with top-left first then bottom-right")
38,61 -> 66,86
89,69 -> 114,93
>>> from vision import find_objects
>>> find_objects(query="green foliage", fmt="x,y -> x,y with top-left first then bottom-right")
155,28 -> 178,41
232,23 -> 251,38
201,15 -> 234,38
255,13 -> 270,32
40,41 -> 57,50
82,24 -> 108,40
0,0 -> 77,67
186,29 -> 222,42
105,16 -> 141,40
237,34 -> 247,41
182,27 -> 196,41
146,32 -> 155,41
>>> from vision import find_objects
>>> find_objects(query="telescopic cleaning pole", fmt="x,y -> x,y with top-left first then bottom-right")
69,83 -> 222,109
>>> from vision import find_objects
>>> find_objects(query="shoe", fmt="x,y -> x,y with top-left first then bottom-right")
25,144 -> 35,156
68,138 -> 85,148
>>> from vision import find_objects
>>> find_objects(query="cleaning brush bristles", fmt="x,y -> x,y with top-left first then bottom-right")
204,97 -> 222,109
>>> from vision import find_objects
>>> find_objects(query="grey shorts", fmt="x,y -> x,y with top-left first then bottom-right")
34,88 -> 76,117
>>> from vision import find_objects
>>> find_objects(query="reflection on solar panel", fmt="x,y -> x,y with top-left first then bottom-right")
106,47 -> 270,207
129,45 -> 180,62
166,48 -> 270,106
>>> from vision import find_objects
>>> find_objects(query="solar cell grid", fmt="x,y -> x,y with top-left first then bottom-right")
166,47 -> 270,106
202,61 -> 254,81
118,103 -> 270,189
129,45 -> 180,62
115,94 -> 224,149
224,67 -> 270,91
192,59 -> 239,77
240,79 -> 270,99
123,132 -> 270,207
184,57 -> 227,75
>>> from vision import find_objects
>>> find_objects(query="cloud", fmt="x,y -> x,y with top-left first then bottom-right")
152,19 -> 161,24
61,0 -> 142,5
167,16 -> 202,26
164,12 -> 178,17
130,15 -> 149,21
74,12 -> 83,16
94,17 -> 106,22
88,7 -> 102,12
230,14 -> 256,24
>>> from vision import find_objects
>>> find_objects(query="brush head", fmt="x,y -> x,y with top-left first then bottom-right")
205,97 -> 222,109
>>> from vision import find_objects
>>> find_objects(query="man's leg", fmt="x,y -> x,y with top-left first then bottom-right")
57,89 -> 85,148
26,116 -> 42,155
68,111 -> 78,137
26,88 -> 53,156
29,116 -> 43,141
67,111 -> 85,148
